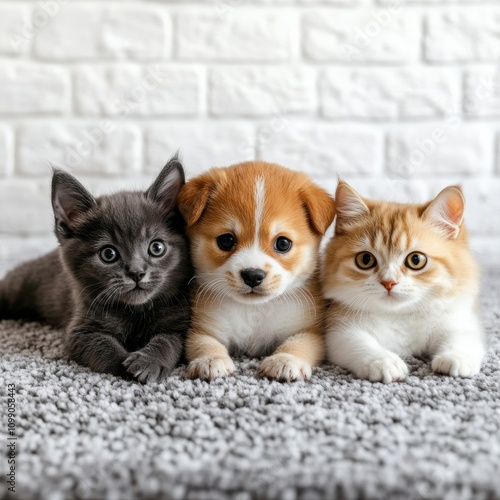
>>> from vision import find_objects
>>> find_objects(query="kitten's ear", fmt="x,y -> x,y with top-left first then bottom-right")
51,169 -> 96,236
177,171 -> 215,227
335,181 -> 369,233
301,183 -> 336,235
146,153 -> 185,213
423,185 -> 465,239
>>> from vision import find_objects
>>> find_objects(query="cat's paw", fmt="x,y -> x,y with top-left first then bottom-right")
259,353 -> 312,382
431,353 -> 480,378
186,356 -> 235,380
359,353 -> 409,384
123,352 -> 168,384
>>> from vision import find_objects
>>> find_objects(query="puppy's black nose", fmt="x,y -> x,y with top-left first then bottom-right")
129,271 -> 146,283
241,268 -> 266,288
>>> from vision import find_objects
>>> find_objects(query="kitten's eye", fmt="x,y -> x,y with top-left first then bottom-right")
355,252 -> 377,270
274,236 -> 293,254
100,246 -> 119,263
405,252 -> 427,270
216,233 -> 236,252
149,240 -> 166,257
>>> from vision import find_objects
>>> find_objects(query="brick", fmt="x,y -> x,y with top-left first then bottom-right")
320,68 -> 459,119
144,122 -> 256,177
0,5 -> 31,55
209,66 -> 315,116
0,236 -> 58,278
469,237 -> 500,266
0,180 -> 52,235
34,6 -> 168,59
425,8 -> 500,62
378,0 -> 487,4
464,69 -> 500,118
0,127 -> 11,177
74,65 -> 201,116
176,10 -> 293,61
387,124 -> 493,178
303,9 -> 420,62
17,122 -> 141,177
0,63 -> 70,115
258,121 -> 382,177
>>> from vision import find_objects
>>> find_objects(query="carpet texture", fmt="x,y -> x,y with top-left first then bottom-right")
1,267 -> 499,500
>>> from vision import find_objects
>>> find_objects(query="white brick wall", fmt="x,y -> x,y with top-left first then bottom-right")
1,0 -> 499,276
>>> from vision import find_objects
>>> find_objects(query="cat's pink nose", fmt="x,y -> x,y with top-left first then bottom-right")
381,280 -> 398,292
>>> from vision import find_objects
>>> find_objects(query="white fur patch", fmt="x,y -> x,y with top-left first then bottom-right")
254,176 -> 265,242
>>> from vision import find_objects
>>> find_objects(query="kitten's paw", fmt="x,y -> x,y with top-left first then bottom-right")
123,352 -> 168,384
259,353 -> 312,382
186,356 -> 235,380
359,354 -> 408,384
431,353 -> 480,378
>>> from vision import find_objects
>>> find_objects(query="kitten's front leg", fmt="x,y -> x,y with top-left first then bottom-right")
67,328 -> 130,378
327,327 -> 408,384
123,334 -> 183,383
431,321 -> 485,378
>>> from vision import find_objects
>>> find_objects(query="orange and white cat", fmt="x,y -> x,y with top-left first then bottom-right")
323,182 -> 485,383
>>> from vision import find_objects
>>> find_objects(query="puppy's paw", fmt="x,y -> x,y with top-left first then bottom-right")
123,351 -> 168,384
259,353 -> 312,382
431,353 -> 480,378
358,353 -> 408,384
186,356 -> 235,380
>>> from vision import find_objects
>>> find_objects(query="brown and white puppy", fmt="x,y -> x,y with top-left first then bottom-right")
178,161 -> 335,381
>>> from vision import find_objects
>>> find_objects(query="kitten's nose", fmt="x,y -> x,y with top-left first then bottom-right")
241,268 -> 266,288
381,280 -> 398,292
129,271 -> 146,283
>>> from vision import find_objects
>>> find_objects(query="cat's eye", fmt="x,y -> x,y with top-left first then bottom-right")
216,233 -> 236,252
149,240 -> 166,257
355,252 -> 377,270
100,246 -> 119,263
405,252 -> 427,270
274,236 -> 293,254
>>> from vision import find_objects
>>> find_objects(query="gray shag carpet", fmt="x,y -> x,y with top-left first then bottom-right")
1,267 -> 500,500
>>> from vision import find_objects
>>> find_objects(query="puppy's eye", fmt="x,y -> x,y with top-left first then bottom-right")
216,233 -> 236,251
405,252 -> 427,270
274,236 -> 292,254
149,240 -> 166,257
355,252 -> 377,270
100,246 -> 119,263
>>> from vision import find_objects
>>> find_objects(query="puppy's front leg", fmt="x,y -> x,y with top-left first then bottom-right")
259,328 -> 324,382
186,329 -> 235,380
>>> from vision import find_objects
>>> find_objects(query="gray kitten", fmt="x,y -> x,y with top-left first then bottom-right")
0,155 -> 192,383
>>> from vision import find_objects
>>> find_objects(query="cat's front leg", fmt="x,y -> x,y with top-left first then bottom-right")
327,327 -> 408,384
430,321 -> 485,378
67,328 -> 130,378
123,334 -> 183,383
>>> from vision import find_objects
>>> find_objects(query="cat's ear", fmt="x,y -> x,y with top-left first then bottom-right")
146,153 -> 185,213
423,185 -> 465,239
335,181 -> 369,233
301,183 -> 336,235
51,169 -> 96,236
177,171 -> 216,227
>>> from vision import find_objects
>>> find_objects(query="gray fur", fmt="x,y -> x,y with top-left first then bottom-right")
0,155 -> 192,382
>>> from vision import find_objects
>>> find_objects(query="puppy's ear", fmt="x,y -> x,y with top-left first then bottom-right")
301,182 -> 336,235
51,169 -> 96,238
177,172 -> 215,227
